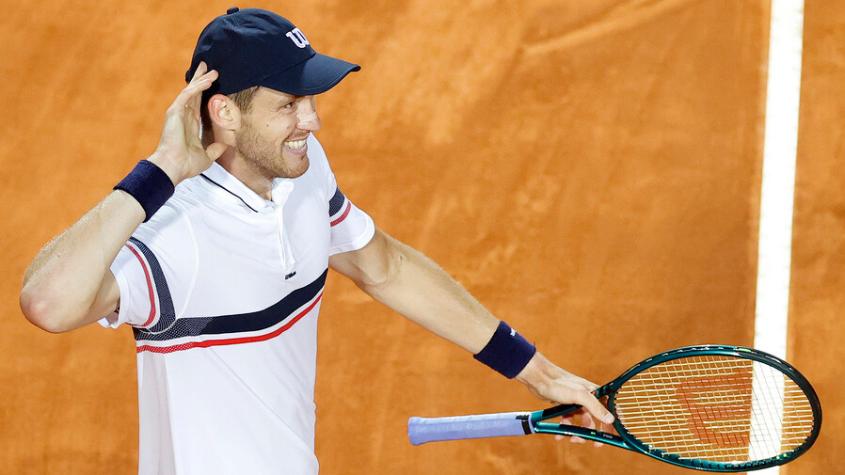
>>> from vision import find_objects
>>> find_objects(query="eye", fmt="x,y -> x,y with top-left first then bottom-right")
280,101 -> 294,111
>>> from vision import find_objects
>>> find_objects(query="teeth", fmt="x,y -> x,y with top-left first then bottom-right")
286,139 -> 307,150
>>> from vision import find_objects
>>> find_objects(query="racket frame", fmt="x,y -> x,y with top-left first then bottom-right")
528,345 -> 822,472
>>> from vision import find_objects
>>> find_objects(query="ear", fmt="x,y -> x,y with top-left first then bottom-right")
207,93 -> 242,130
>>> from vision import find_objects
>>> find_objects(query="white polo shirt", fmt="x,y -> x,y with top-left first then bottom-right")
100,135 -> 374,475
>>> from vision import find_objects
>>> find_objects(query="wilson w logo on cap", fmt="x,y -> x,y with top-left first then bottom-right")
286,28 -> 310,48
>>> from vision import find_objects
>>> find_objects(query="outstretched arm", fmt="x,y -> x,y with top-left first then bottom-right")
329,228 -> 614,424
20,62 -> 226,333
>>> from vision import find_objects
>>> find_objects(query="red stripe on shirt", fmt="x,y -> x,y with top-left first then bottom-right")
330,201 -> 352,227
135,292 -> 323,354
126,243 -> 157,328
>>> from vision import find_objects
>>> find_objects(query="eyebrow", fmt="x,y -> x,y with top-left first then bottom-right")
268,96 -> 297,108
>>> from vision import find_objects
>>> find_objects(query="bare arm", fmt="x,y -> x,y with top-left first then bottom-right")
20,62 -> 226,333
329,228 -> 614,424
330,229 -> 498,352
20,192 -> 144,332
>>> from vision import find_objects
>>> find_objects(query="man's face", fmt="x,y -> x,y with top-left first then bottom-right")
234,87 -> 320,179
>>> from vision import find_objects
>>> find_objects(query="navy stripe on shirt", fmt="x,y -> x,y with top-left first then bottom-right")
328,187 -> 346,216
134,269 -> 327,342
129,237 -> 176,334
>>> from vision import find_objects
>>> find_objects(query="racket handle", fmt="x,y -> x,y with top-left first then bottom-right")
408,412 -> 531,445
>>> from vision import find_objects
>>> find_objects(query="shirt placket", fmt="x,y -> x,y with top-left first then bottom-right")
271,183 -> 296,275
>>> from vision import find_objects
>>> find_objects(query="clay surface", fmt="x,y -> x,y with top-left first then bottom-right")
0,1 -> 838,473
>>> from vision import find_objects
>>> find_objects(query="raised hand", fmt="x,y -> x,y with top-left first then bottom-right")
148,61 -> 228,185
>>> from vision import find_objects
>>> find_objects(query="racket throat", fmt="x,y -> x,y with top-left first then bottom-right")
533,422 -> 632,450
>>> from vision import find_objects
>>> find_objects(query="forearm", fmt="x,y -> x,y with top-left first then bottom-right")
360,241 -> 572,395
358,238 -> 499,354
339,232 -> 613,421
20,189 -> 144,330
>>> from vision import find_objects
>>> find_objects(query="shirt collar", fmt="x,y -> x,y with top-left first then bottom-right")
201,162 -> 295,212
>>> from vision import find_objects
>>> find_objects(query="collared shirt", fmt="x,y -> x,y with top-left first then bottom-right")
100,135 -> 374,475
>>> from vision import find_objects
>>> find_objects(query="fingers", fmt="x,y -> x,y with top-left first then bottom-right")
560,416 -> 585,444
191,61 -> 207,81
582,412 -> 604,448
551,376 -> 612,425
172,62 -> 218,110
188,61 -> 217,86
581,412 -> 601,448
576,390 -> 614,425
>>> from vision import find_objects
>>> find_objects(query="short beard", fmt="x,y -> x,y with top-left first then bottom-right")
235,123 -> 305,179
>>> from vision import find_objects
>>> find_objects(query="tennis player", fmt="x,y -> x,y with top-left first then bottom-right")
19,7 -> 613,474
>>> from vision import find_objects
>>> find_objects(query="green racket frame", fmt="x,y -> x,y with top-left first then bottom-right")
527,345 -> 822,471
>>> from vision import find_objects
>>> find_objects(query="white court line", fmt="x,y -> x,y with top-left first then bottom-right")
753,0 -> 804,473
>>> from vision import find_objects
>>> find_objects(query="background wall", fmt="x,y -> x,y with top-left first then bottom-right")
0,0 -> 839,473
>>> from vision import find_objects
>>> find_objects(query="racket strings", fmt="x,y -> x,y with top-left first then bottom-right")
613,355 -> 814,463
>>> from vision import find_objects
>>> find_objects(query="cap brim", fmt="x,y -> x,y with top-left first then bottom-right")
260,52 -> 360,96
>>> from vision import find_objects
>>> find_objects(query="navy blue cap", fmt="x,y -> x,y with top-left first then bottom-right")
186,7 -> 360,96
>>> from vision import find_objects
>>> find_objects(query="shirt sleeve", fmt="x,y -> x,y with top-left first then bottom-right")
308,135 -> 376,255
97,198 -> 195,331
327,180 -> 375,255
98,242 -> 157,329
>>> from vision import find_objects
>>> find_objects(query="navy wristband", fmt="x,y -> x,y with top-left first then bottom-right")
114,160 -> 175,222
473,321 -> 537,379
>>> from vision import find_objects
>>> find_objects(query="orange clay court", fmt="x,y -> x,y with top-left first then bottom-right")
0,1 -> 842,474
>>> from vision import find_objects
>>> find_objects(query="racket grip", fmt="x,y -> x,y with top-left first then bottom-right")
408,412 -> 531,445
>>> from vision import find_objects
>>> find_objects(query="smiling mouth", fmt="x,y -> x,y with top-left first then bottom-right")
285,138 -> 307,151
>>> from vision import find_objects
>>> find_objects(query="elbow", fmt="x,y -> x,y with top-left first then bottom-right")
19,287 -> 76,334
359,247 -> 406,294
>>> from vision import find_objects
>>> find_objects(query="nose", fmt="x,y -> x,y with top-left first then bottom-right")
296,96 -> 320,133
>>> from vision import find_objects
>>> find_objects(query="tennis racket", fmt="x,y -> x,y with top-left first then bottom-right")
408,345 -> 821,472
